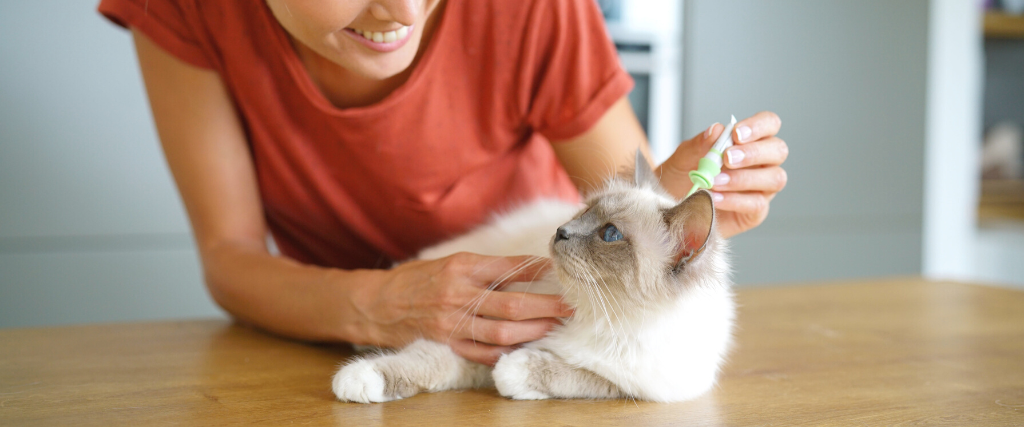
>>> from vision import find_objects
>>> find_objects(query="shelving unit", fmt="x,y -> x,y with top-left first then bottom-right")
979,179 -> 1024,221
984,11 -> 1024,38
979,11 -> 1024,223
976,11 -> 1024,287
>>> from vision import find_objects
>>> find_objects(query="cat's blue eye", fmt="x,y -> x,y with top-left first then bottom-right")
601,224 -> 623,242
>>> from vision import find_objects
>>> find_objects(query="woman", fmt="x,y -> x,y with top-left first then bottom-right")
99,0 -> 788,365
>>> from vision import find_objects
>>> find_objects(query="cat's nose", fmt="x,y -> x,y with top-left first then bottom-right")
555,227 -> 569,242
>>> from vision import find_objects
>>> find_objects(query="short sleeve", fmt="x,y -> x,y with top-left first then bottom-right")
98,0 -> 213,69
518,0 -> 634,141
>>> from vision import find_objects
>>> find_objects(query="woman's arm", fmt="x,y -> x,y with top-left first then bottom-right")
132,30 -> 569,365
133,29 -> 346,342
552,97 -> 789,238
550,98 -> 655,195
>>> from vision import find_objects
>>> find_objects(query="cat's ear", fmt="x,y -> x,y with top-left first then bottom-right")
665,189 -> 715,272
633,148 -> 658,188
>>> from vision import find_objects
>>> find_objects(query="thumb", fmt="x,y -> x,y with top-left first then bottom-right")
464,254 -> 552,287
657,122 -> 722,196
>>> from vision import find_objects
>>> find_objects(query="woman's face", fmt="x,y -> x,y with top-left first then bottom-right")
265,0 -> 444,80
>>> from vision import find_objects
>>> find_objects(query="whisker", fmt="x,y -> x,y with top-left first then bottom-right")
582,269 -> 615,336
448,256 -> 549,343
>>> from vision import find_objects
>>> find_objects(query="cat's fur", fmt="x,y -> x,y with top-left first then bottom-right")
333,152 -> 734,403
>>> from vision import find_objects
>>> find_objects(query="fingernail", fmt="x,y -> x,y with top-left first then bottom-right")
736,125 -> 752,143
710,192 -> 724,203
726,149 -> 745,166
714,173 -> 730,186
705,123 -> 719,139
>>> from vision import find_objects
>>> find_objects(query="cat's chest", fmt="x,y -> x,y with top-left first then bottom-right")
540,294 -> 728,368
542,319 -> 657,366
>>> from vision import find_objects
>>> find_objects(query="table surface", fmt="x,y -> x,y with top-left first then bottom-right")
2,278 -> 1023,426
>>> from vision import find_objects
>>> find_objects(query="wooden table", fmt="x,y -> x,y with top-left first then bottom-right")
2,278 -> 1023,426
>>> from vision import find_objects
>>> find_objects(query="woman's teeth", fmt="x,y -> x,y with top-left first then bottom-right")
353,26 -> 410,43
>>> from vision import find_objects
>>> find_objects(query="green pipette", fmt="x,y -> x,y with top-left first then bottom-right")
686,115 -> 737,197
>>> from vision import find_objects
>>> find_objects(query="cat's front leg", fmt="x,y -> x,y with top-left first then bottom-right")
333,339 -> 491,403
493,348 -> 624,400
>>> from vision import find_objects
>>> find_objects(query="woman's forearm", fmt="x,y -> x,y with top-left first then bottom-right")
131,30 -> 366,343
200,240 -> 380,344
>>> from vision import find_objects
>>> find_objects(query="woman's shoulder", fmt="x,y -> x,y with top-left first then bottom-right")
98,0 -> 267,71
456,0 -> 608,38
445,0 -> 613,73
435,0 -> 628,141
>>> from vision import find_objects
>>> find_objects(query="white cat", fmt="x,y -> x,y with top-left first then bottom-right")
333,152 -> 734,402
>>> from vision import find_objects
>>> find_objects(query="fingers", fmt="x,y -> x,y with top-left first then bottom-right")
712,166 -> 788,193
449,339 -> 513,366
460,317 -> 559,347
476,290 -> 574,320
724,137 -> 789,169
709,191 -> 774,216
732,111 -> 781,144
448,316 -> 560,366
450,253 -> 552,286
656,111 -> 784,238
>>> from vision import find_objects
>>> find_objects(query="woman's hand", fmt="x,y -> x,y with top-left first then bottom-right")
657,111 -> 788,238
348,252 -> 572,366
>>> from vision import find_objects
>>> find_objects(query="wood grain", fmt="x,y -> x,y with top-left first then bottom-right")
2,278 -> 1023,426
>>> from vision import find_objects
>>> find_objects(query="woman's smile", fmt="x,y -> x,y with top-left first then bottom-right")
342,25 -> 415,53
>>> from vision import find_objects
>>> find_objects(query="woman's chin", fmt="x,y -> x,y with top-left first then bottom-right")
330,41 -> 419,81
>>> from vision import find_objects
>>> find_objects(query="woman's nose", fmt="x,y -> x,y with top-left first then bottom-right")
369,0 -> 418,26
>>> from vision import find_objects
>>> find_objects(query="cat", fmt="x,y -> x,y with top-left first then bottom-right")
332,150 -> 734,403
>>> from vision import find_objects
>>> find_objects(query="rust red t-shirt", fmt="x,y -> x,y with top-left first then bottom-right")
98,0 -> 633,269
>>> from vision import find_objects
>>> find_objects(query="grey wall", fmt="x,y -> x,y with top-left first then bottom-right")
682,0 -> 930,285
0,1 -> 221,327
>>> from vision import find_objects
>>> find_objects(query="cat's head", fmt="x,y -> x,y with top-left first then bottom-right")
550,150 -> 728,322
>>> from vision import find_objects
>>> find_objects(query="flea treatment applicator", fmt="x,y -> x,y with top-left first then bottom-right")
687,115 -> 737,197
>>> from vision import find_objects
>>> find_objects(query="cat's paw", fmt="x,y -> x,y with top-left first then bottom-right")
332,359 -> 395,403
493,349 -> 551,400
